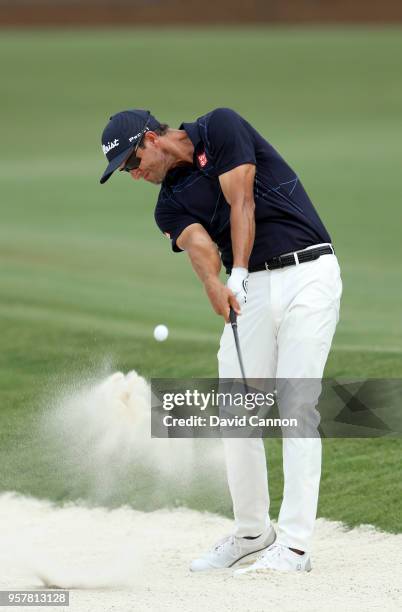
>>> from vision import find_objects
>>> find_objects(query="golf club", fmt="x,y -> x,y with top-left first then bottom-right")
229,306 -> 249,393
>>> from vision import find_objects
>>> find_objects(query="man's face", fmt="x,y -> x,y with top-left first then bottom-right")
120,133 -> 169,185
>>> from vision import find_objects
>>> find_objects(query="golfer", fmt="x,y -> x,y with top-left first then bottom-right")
99,107 -> 342,573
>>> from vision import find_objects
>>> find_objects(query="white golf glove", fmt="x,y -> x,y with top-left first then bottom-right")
227,267 -> 249,307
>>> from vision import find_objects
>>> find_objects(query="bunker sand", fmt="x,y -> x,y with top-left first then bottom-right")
0,493 -> 401,612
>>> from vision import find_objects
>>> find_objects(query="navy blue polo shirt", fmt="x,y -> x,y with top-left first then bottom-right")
154,108 -> 331,273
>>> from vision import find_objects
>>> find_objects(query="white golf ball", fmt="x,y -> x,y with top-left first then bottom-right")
153,324 -> 169,342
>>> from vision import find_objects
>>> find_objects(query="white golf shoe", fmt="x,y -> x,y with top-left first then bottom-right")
190,526 -> 276,572
235,542 -> 312,574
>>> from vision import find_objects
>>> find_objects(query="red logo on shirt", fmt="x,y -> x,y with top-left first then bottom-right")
197,151 -> 208,168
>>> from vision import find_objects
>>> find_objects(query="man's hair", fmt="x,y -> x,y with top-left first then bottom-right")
155,123 -> 169,136
139,123 -> 169,148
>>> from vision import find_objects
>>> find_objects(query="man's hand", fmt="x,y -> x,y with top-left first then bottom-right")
204,277 -> 241,322
227,267 -> 249,308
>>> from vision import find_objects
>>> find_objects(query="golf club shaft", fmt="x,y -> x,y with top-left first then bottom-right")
229,307 -> 249,392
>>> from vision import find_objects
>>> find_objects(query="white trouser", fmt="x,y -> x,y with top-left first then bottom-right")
218,247 -> 342,552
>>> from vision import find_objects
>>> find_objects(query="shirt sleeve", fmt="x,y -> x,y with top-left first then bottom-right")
207,108 -> 256,175
154,192 -> 198,253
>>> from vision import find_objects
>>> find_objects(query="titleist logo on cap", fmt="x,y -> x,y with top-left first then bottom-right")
102,138 -> 119,156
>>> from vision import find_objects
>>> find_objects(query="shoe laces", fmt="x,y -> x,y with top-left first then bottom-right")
213,534 -> 237,556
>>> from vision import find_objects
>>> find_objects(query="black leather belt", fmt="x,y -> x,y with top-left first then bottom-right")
248,244 -> 334,272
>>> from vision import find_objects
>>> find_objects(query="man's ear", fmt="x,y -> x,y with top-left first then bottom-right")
144,131 -> 158,147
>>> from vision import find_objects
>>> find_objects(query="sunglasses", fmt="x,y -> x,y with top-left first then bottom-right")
121,111 -> 151,173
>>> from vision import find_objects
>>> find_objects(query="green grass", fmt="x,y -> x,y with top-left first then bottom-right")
0,28 -> 401,533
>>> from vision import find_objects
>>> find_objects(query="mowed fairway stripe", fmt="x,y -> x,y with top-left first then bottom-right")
0,158 -> 100,179
0,302 -> 217,344
1,300 -> 400,355
333,344 -> 402,354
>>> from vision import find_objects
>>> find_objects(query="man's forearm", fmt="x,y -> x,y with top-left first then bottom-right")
230,197 -> 255,269
176,223 -> 239,320
187,239 -> 221,284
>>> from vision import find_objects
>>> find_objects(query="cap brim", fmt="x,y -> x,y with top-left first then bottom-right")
99,145 -> 134,184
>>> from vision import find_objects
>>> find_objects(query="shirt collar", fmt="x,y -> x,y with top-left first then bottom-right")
179,121 -> 201,148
